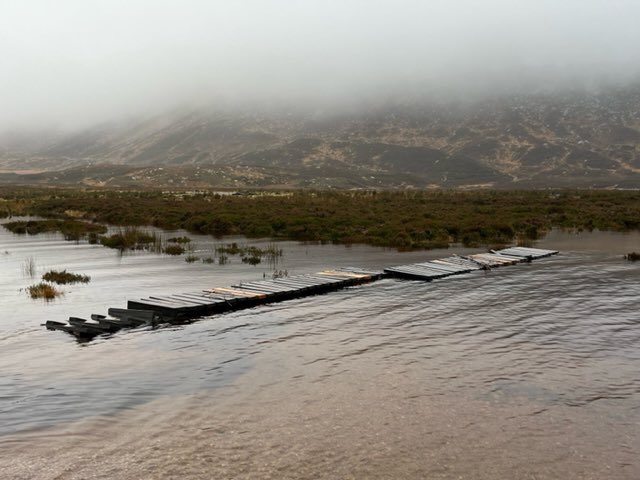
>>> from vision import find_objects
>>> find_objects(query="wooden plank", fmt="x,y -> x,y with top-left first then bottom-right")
170,294 -> 226,305
430,259 -> 478,272
385,266 -> 447,279
496,247 -> 558,258
149,295 -> 205,307
270,279 -> 315,289
128,298 -> 184,310
235,283 -> 296,294
438,256 -> 483,269
206,287 -> 267,298
277,276 -> 337,286
317,270 -> 371,279
179,292 -> 229,302
300,274 -> 347,284
414,261 -> 469,273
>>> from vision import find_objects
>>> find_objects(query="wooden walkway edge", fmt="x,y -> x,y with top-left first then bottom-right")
45,247 -> 558,340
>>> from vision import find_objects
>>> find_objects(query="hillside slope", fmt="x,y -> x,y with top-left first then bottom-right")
1,87 -> 639,188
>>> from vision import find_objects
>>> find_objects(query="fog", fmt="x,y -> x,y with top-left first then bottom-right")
1,0 -> 640,129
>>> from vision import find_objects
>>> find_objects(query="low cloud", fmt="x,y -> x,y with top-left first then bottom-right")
1,0 -> 639,129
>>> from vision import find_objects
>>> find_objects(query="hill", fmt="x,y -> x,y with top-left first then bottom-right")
1,86 -> 640,189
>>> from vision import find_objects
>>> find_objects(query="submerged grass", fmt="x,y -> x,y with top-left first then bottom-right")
22,256 -> 37,278
164,244 -> 185,255
99,227 -> 157,251
27,282 -> 62,300
167,236 -> 191,244
42,269 -> 90,284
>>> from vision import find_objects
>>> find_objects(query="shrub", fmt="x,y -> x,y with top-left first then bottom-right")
27,282 -> 62,300
42,269 -> 90,284
100,227 -> 156,250
242,255 -> 261,265
168,236 -> 191,244
164,244 -> 185,255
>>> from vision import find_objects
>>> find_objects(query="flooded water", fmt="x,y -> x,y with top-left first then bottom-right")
1,222 -> 639,479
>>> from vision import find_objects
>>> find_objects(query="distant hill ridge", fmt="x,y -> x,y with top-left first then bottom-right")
1,86 -> 639,188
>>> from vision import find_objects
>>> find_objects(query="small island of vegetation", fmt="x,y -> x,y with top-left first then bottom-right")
27,282 -> 62,300
42,270 -> 91,284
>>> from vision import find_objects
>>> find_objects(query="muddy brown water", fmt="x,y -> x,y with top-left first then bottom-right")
1,222 -> 639,479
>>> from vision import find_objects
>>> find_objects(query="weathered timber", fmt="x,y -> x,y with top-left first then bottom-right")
45,248 -> 557,340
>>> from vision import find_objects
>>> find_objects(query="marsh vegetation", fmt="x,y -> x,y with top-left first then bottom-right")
2,188 -> 640,250
27,282 -> 62,300
21,256 -> 37,278
4,219 -> 107,241
42,270 -> 90,284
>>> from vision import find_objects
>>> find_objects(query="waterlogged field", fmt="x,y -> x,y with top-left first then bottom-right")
0,221 -> 639,479
2,188 -> 640,249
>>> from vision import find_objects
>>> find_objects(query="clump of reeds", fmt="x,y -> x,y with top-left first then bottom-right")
202,256 -> 215,264
99,227 -> 156,251
272,269 -> 289,279
213,242 -> 284,266
167,236 -> 191,244
164,244 -> 185,255
625,252 -> 640,261
27,282 -> 62,300
22,256 -> 37,278
185,255 -> 199,263
42,269 -> 90,284
241,255 -> 261,265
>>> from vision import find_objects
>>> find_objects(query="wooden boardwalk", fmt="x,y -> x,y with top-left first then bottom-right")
45,247 -> 558,339
383,247 -> 557,280
126,267 -> 384,320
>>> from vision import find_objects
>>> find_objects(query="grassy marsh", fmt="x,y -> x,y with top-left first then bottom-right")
2,188 -> 640,250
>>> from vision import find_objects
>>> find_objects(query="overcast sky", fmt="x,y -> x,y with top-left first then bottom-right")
1,0 -> 640,129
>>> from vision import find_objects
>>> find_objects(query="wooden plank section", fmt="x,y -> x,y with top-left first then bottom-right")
247,281 -> 300,291
430,259 -> 479,272
169,294 -> 224,305
495,247 -> 559,259
48,253 -> 554,340
177,292 -> 230,302
437,256 -> 484,269
206,287 -> 267,298
464,253 -> 520,267
317,270 -> 371,279
384,265 -> 448,280
148,295 -> 206,307
472,253 -> 520,264
270,279 -> 316,289
414,261 -> 471,274
233,283 -> 294,294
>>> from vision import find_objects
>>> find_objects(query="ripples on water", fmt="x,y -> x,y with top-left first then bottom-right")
1,225 -> 639,478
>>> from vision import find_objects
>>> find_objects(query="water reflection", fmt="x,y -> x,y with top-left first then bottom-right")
1,224 -> 639,478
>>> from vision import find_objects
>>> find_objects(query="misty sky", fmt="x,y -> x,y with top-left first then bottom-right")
1,0 -> 640,129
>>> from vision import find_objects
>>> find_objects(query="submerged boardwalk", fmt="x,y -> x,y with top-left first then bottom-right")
45,247 -> 558,340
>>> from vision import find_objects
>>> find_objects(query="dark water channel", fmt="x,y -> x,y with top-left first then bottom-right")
0,222 -> 639,479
